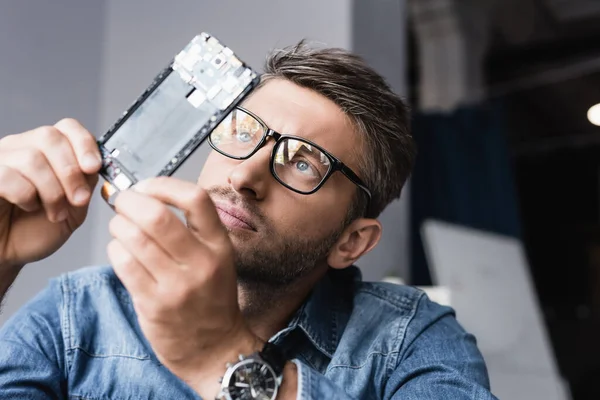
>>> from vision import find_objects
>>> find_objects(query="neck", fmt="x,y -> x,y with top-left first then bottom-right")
237,268 -> 326,342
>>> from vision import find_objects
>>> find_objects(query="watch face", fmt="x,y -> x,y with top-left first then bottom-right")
224,359 -> 278,400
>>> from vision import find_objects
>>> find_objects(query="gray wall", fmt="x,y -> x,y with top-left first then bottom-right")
0,0 -> 106,325
1,0 -> 409,324
352,0 -> 411,282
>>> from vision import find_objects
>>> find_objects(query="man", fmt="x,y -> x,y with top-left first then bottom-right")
0,42 -> 496,399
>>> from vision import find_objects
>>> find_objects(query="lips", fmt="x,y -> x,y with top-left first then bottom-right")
214,202 -> 257,231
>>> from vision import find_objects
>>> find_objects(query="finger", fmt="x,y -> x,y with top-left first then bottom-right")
85,171 -> 99,192
53,118 -> 102,174
1,149 -> 68,222
113,189 -> 200,264
54,119 -> 102,205
35,124 -> 93,206
109,213 -> 178,280
0,120 -> 101,175
107,239 -> 156,299
0,165 -> 41,212
133,177 -> 225,240
0,125 -> 94,207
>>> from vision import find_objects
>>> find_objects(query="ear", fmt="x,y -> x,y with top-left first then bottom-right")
327,218 -> 382,270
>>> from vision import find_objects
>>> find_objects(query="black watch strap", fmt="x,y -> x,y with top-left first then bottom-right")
259,342 -> 286,376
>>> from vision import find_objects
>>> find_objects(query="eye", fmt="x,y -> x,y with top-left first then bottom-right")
294,159 -> 319,177
236,130 -> 253,143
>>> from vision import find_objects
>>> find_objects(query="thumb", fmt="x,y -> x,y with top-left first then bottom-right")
66,172 -> 99,230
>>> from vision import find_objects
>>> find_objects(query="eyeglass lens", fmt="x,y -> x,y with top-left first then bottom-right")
210,108 -> 332,192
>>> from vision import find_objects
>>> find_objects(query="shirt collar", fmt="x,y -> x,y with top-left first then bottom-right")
284,266 -> 361,359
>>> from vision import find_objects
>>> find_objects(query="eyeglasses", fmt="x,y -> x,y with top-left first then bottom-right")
208,106 -> 372,216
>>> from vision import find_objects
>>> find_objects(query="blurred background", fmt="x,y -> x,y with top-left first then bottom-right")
2,0 -> 600,398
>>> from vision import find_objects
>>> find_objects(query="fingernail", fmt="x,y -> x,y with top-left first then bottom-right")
82,153 -> 101,170
73,186 -> 90,204
55,209 -> 69,222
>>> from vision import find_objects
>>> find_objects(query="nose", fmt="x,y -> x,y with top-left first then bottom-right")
227,144 -> 273,201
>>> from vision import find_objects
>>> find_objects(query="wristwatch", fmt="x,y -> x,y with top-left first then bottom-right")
217,342 -> 286,400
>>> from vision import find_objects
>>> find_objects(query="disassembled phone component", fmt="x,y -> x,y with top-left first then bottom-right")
97,33 -> 260,205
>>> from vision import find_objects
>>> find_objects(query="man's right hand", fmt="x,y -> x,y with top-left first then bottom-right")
0,118 -> 101,271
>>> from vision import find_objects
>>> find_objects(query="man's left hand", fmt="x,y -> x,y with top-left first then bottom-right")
106,177 -> 261,398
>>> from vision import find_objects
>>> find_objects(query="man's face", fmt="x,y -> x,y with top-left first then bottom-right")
197,79 -> 362,286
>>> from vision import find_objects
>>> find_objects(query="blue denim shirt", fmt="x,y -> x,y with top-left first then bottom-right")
0,265 -> 497,399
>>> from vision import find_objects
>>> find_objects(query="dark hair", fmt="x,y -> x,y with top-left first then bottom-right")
261,41 -> 416,219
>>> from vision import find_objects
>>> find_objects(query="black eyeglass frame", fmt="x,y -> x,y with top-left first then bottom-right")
208,106 -> 373,217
